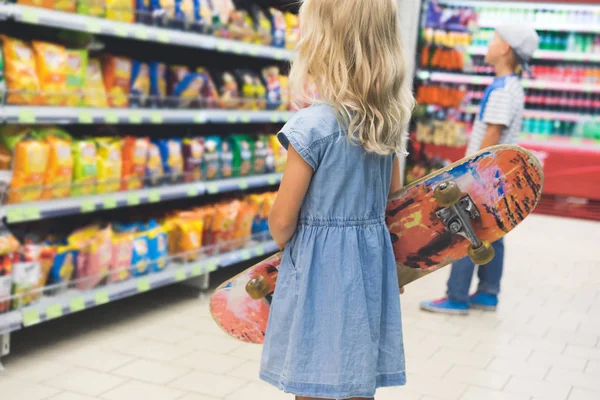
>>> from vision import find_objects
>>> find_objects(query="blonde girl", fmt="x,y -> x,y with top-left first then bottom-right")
260,0 -> 414,399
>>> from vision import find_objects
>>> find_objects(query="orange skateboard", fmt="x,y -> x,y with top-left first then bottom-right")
210,145 -> 544,343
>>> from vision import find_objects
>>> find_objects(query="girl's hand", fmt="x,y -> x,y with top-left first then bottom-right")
400,287 -> 405,295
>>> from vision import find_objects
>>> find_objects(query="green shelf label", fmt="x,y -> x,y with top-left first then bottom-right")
78,111 -> 93,124
80,199 -> 96,213
239,179 -> 249,190
129,112 -> 142,124
22,206 -> 41,221
127,193 -> 140,206
255,245 -> 265,257
70,296 -> 86,313
206,260 -> 218,272
227,115 -> 238,123
174,269 -> 187,282
148,190 -> 161,203
18,110 -> 36,124
137,279 -> 151,292
103,196 -> 118,209
6,208 -> 25,224
240,114 -> 251,123
193,113 -> 207,124
150,111 -> 163,124
187,186 -> 198,197
134,28 -> 149,40
46,304 -> 63,320
95,291 -> 110,305
233,44 -> 244,54
87,20 -> 101,34
207,183 -> 218,194
21,9 -> 39,24
113,26 -> 128,37
191,264 -> 202,276
274,51 -> 284,60
216,42 -> 229,52
270,114 -> 279,123
157,31 -> 170,43
241,250 -> 251,260
105,111 -> 119,124
23,310 -> 41,326
249,47 -> 259,57
267,175 -> 277,185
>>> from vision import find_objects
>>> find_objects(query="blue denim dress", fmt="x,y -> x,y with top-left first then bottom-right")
260,104 -> 406,399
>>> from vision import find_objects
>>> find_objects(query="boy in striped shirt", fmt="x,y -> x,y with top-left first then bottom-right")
420,25 -> 540,314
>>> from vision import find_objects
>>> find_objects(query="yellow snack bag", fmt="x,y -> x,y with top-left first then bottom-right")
103,54 -> 131,108
8,137 -> 50,204
106,0 -> 134,23
284,12 -> 300,50
71,140 -> 97,196
32,41 -> 68,106
269,134 -> 287,172
54,0 -> 76,12
96,138 -> 122,194
77,0 -> 105,17
83,59 -> 108,108
65,49 -> 88,107
1,36 -> 41,106
36,128 -> 73,200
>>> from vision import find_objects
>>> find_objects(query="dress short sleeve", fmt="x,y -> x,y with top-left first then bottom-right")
277,115 -> 320,170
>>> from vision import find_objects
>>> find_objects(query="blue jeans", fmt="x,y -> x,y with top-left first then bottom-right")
446,238 -> 505,303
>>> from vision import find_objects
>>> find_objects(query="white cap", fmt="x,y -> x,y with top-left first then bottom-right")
495,25 -> 540,76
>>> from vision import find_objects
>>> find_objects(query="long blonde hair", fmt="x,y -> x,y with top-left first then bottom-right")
290,0 -> 414,155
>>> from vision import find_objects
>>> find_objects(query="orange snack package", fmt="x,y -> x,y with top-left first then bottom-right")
212,200 -> 241,249
36,128 -> 73,200
32,41 -> 68,106
84,58 -> 108,108
172,213 -> 204,261
103,54 -> 132,108
1,36 -> 41,105
8,137 -> 50,203
233,200 -> 258,244
121,137 -> 149,191
54,0 -> 77,12
17,0 -> 53,9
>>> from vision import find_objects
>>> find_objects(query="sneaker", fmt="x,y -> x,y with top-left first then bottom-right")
469,292 -> 498,311
420,298 -> 469,315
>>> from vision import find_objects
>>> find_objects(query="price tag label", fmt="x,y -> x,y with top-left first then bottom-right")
137,279 -> 151,292
22,206 -> 41,221
70,296 -> 86,312
103,196 -> 118,209
80,199 -> 96,213
267,175 -> 277,185
194,113 -> 207,124
240,114 -> 251,123
174,269 -> 187,282
157,31 -> 170,43
274,51 -> 284,60
134,27 -> 149,40
148,190 -> 161,203
21,9 -> 39,24
46,304 -> 63,320
191,264 -> 202,276
18,110 -> 36,124
227,115 -> 239,123
105,111 -> 119,124
249,47 -> 259,57
150,111 -> 163,124
23,310 -> 41,326
187,186 -> 198,197
113,26 -> 128,37
241,250 -> 251,260
255,245 -> 265,257
207,183 -> 218,194
95,291 -> 110,305
206,259 -> 218,272
78,111 -> 93,124
6,208 -> 25,224
127,193 -> 140,206
216,42 -> 229,52
270,114 -> 279,123
233,44 -> 244,54
129,112 -> 142,124
239,179 -> 249,190
87,20 -> 101,34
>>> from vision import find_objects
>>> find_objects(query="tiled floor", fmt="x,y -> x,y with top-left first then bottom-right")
1,215 -> 599,400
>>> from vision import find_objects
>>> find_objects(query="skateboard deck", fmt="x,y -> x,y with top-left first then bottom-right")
210,145 -> 544,343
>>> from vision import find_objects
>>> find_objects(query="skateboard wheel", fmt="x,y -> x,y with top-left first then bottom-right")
246,276 -> 271,300
433,181 -> 461,207
468,240 -> 495,265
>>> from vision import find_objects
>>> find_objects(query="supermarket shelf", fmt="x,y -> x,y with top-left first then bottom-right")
468,46 -> 600,63
0,4 -> 294,61
0,311 -> 21,335
1,173 -> 283,223
520,134 -> 600,150
437,0 -> 600,14
0,107 -> 294,125
416,70 -> 600,93
424,105 -> 594,123
12,240 -> 278,329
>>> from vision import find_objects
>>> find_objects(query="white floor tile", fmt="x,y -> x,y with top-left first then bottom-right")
0,376 -> 61,399
460,386 -> 531,400
173,350 -> 247,373
504,376 -> 572,400
47,392 -> 100,400
169,370 -> 248,398
528,350 -> 588,371
121,339 -> 195,362
546,368 -> 600,392
52,346 -> 135,372
43,368 -> 126,396
568,388 -> 600,400
1,359 -> 71,383
487,358 -> 549,380
112,359 -> 191,385
444,365 -> 510,390
101,381 -> 185,400
226,381 -> 287,400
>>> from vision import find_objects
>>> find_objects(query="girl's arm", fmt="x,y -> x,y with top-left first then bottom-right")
268,146 -> 313,250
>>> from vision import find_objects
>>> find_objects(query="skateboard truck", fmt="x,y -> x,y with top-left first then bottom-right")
434,181 -> 495,265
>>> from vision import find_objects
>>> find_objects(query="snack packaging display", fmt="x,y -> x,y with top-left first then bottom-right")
0,46 -> 5,103
54,0 -> 77,12
252,136 -> 268,175
220,139 -> 233,178
145,220 -> 168,272
204,136 -> 221,180
131,230 -> 150,276
103,54 -> 132,108
110,228 -> 134,282
196,0 -> 213,33
285,12 -> 300,50
196,67 -> 219,108
230,135 -> 252,176
229,9 -> 254,42
171,212 -> 203,260
36,128 -> 73,200
149,61 -> 167,107
253,7 -> 272,45
71,224 -> 112,290
233,201 -> 258,246
77,0 -> 105,17
47,243 -> 77,286
154,138 -> 183,184
182,137 -> 204,182
212,200 -> 240,249
211,0 -> 235,37
121,137 -> 149,191
32,41 -> 68,106
65,49 -> 88,107
235,70 -> 255,110
253,72 -> 267,110
130,61 -> 150,108
146,142 -> 165,186
84,58 -> 109,108
1,36 -> 41,105
150,0 -> 176,25
169,66 -> 204,108
279,75 -> 290,110
136,0 -> 152,24
270,8 -> 286,48
11,256 -> 42,309
8,135 -> 50,204
0,274 -> 12,313
96,138 -> 122,194
174,0 -> 198,29
262,66 -> 282,110
17,0 -> 53,9
213,71 -> 240,109
106,0 -> 135,23
71,139 -> 98,196
269,134 -> 287,172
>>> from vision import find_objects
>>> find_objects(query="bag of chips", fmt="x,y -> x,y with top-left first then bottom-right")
130,61 -> 150,108
54,0 -> 77,12
77,0 -> 105,17
103,54 -> 132,108
285,12 -> 300,50
149,61 -> 167,107
109,230 -> 133,282
213,71 -> 240,109
32,41 -> 67,106
182,137 -> 203,182
230,135 -> 252,177
146,142 -> 164,187
96,138 -> 122,194
212,200 -> 240,249
145,220 -> 168,272
196,67 -> 219,108
18,0 -> 53,8
155,138 -> 184,184
106,0 -> 135,22
84,58 -> 109,108
1,36 -> 41,105
65,49 -> 88,107
121,137 -> 149,191
35,128 -> 73,200
203,136 -> 221,180
252,6 -> 272,45
269,8 -> 286,48
8,135 -> 50,204
252,136 -> 268,175
220,139 -> 233,178
131,230 -> 150,276
235,70 -> 255,110
71,139 -> 98,196
262,66 -> 282,110
270,134 -> 287,172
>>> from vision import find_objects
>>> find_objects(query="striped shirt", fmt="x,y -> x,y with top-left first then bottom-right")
466,74 -> 524,156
